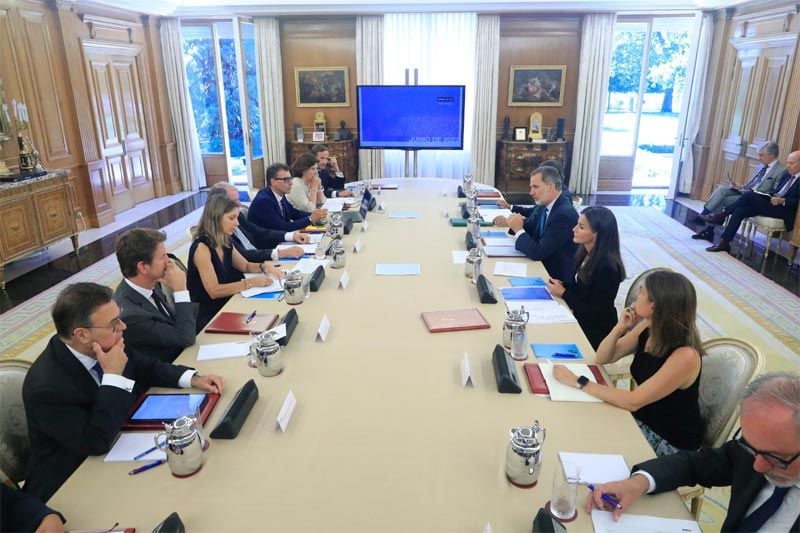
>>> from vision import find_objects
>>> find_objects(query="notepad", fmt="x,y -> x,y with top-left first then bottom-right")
452,251 -> 469,264
557,452 -> 629,485
591,510 -> 701,533
478,207 -> 512,220
539,362 -> 602,402
484,246 -> 525,257
104,432 -> 165,462
293,258 -> 330,273
499,286 -> 553,301
375,263 -> 421,276
493,262 -> 527,277
197,341 -> 250,361
482,236 -> 516,247
508,276 -> 546,287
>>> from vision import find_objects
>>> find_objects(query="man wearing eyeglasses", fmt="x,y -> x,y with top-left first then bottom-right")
22,282 -> 225,502
248,163 -> 328,232
585,372 -> 800,531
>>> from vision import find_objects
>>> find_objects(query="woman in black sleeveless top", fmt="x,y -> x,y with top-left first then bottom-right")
547,206 -> 626,349
552,270 -> 704,456
188,195 -> 283,331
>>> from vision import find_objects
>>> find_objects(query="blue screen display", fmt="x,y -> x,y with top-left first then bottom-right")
357,85 -> 465,150
131,393 -> 207,421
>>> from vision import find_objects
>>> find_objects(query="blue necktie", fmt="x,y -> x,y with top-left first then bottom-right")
538,208 -> 548,237
749,165 -> 767,189
92,362 -> 104,383
739,485 -> 791,532
280,198 -> 290,221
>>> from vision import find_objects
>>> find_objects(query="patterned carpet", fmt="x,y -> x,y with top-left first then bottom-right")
2,205 -> 799,531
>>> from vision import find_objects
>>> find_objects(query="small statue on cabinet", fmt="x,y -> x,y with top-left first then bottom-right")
502,115 -> 511,140
338,120 -> 352,141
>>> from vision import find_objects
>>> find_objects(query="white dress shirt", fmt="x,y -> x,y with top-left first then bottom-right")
124,278 -> 189,308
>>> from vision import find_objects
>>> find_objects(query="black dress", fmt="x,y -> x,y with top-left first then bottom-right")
561,258 -> 622,349
187,235 -> 244,332
630,329 -> 704,450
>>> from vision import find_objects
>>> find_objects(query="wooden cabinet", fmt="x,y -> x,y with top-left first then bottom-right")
496,140 -> 572,194
0,170 -> 78,287
287,140 -> 358,183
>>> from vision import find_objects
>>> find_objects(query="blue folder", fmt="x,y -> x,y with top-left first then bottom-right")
508,277 -> 546,287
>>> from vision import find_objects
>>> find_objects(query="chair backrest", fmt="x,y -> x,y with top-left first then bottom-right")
624,267 -> 670,308
698,337 -> 765,448
0,359 -> 32,485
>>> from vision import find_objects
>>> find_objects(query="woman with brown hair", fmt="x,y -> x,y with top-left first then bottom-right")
187,195 -> 283,331
553,269 -> 705,456
287,153 -> 326,213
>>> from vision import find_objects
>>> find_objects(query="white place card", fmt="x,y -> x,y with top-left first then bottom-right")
443,209 -> 449,217
275,390 -> 297,432
265,323 -> 287,341
353,239 -> 363,253
361,221 -> 369,232
316,314 -> 331,342
378,201 -> 386,212
452,251 -> 468,264
460,352 -> 474,387
338,270 -> 350,290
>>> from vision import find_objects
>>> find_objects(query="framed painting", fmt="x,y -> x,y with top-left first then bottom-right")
508,66 -> 566,107
294,67 -> 350,108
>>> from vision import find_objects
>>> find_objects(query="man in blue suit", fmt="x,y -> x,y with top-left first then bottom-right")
248,163 -> 328,232
507,165 -> 579,281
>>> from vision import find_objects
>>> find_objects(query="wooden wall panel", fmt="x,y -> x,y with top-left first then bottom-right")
280,18 -> 357,146
497,16 -> 581,140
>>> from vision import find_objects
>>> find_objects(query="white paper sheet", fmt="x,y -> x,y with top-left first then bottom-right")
493,262 -> 527,277
504,300 -> 576,324
306,233 -> 323,244
539,362 -> 602,402
483,237 -> 516,247
277,244 -> 316,255
320,200 -> 344,212
478,207 -> 512,220
103,432 -> 165,462
197,341 -> 250,361
484,246 -> 525,257
557,452 -> 629,485
452,251 -> 468,264
591,510 -> 701,533
240,278 -> 284,298
375,263 -> 421,276
388,211 -> 421,219
293,258 -> 330,273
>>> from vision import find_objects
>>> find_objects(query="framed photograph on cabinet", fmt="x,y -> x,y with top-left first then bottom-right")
508,65 -> 566,107
295,67 -> 350,107
514,127 -> 527,141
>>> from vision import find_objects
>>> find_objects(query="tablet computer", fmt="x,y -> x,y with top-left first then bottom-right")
123,392 -> 220,431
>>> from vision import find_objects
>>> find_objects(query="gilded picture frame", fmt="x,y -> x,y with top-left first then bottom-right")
508,65 -> 566,107
294,67 -> 350,108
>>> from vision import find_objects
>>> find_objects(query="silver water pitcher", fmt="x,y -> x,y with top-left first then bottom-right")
155,415 -> 204,478
250,331 -> 283,377
505,421 -> 546,487
329,212 -> 344,239
329,238 -> 346,269
502,307 -> 529,351
465,247 -> 483,283
284,270 -> 306,305
467,207 -> 482,240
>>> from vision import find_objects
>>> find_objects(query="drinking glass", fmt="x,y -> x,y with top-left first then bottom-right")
550,460 -> 580,520
247,331 -> 260,368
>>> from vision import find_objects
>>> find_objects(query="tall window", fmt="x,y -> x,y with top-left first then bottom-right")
600,18 -> 693,187
182,25 -> 223,154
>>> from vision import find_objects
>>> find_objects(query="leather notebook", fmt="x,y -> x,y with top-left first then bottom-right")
523,363 -> 608,394
421,308 -> 490,333
476,191 -> 501,198
204,312 -> 279,335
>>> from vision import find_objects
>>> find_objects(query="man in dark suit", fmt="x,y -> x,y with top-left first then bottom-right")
248,163 -> 327,232
1,484 -> 65,532
506,165 -> 579,281
23,283 -> 224,502
207,183 -> 304,263
585,372 -> 800,531
113,228 -> 198,363
705,150 -> 800,252
691,141 -> 785,240
311,144 -> 353,198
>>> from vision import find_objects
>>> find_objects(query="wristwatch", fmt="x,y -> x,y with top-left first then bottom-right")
577,375 -> 590,389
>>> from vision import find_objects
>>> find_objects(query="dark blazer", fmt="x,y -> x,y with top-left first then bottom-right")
634,441 -> 800,532
514,193 -> 579,281
231,233 -> 275,263
22,335 -> 192,502
237,212 -> 287,250
114,280 -> 198,363
770,172 -> 800,230
248,188 -> 311,232
561,258 -> 622,349
1,484 -> 64,532
319,167 -> 347,198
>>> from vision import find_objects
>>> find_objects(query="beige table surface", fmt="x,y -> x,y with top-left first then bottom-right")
50,178 -> 690,532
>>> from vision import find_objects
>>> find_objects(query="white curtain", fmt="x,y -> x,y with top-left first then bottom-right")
677,12 -> 714,194
383,13 -> 477,179
471,15 -> 500,186
569,13 -> 617,194
356,16 -> 384,180
160,18 -> 204,191
254,17 -> 287,167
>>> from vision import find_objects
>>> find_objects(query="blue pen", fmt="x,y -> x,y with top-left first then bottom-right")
245,310 -> 257,323
128,458 -> 166,475
584,482 -> 622,509
132,440 -> 164,461
551,352 -> 580,359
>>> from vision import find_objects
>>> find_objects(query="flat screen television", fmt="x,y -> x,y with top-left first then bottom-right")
357,85 -> 466,150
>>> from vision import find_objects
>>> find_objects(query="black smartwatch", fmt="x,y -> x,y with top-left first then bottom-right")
577,376 -> 590,389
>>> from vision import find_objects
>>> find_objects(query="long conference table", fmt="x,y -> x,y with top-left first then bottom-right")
50,178 -> 690,531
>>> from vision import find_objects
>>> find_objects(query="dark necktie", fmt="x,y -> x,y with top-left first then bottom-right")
92,362 -> 104,383
750,165 -> 767,188
739,485 -> 792,532
775,175 -> 797,198
280,198 -> 290,221
771,173 -> 790,195
538,208 -> 548,237
151,286 -> 173,320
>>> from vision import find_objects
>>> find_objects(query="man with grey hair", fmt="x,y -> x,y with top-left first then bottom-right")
692,141 -> 784,241
585,372 -> 800,531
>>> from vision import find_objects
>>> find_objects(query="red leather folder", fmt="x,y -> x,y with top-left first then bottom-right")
476,191 -> 501,198
523,363 -> 608,394
204,312 -> 279,335
421,308 -> 490,333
